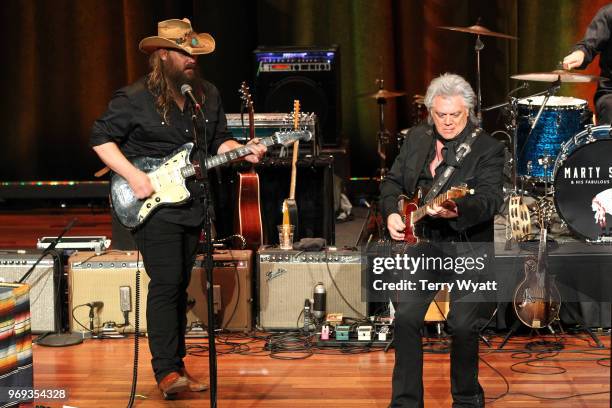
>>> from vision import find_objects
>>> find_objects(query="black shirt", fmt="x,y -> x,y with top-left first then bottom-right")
573,4 -> 612,103
90,76 -> 234,226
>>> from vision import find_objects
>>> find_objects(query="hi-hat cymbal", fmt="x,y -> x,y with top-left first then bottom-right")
511,70 -> 603,83
438,24 -> 517,40
359,89 -> 407,99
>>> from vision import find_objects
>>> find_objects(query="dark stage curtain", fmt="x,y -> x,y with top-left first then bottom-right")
0,0 -> 609,180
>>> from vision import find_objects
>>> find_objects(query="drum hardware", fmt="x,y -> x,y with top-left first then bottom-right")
439,20 -> 517,124
518,78 -> 561,157
511,69 -> 605,83
357,78 -> 406,245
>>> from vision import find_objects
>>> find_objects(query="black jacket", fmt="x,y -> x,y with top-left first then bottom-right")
380,123 -> 505,242
573,4 -> 612,104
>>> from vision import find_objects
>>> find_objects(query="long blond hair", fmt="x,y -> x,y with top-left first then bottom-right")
146,50 -> 174,123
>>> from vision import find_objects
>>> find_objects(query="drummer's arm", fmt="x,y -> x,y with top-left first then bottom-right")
567,6 -> 612,69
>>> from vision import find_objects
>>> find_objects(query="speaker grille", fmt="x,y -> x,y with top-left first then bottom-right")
68,251 -> 149,333
0,251 -> 58,333
258,249 -> 365,330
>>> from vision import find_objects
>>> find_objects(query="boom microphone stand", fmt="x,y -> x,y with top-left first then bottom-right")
26,219 -> 84,347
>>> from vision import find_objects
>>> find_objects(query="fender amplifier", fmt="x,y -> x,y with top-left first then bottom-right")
67,251 -> 149,334
0,250 -> 59,333
188,250 -> 253,332
257,248 -> 365,330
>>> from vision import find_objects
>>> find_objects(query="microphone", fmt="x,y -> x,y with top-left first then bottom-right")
88,301 -> 104,309
180,84 -> 201,111
313,283 -> 326,319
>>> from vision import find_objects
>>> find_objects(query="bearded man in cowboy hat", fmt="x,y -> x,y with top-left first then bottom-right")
90,18 -> 266,399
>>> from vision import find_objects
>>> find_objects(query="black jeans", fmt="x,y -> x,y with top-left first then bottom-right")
390,274 -> 487,408
133,215 -> 201,383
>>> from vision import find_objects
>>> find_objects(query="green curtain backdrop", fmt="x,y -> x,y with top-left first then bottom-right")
0,0 -> 608,181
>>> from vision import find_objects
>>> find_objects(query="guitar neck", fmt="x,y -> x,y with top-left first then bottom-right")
412,190 -> 453,224
288,140 -> 299,199
204,134 -> 278,170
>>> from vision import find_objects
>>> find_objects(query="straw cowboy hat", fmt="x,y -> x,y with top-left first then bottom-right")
139,18 -> 215,55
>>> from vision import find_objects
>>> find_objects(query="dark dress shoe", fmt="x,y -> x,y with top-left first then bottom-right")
180,368 -> 209,392
158,371 -> 189,400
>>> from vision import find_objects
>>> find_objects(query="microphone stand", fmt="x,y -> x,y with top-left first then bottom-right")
18,217 -> 77,284
22,218 -> 84,347
187,97 -> 218,408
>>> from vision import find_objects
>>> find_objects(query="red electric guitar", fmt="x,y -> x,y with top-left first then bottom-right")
400,185 -> 473,244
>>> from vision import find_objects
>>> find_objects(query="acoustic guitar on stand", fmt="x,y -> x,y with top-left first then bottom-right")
399,185 -> 473,244
235,82 -> 263,249
281,100 -> 301,233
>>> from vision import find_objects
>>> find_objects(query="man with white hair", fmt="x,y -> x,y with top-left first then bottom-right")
381,73 -> 504,407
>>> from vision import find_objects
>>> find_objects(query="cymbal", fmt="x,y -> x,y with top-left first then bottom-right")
511,70 -> 603,83
359,88 -> 407,99
438,24 -> 517,40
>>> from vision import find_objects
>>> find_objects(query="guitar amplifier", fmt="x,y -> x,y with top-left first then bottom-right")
67,251 -> 149,333
225,112 -> 318,156
68,250 -> 254,334
188,250 -> 253,332
257,248 -> 365,330
0,250 -> 59,333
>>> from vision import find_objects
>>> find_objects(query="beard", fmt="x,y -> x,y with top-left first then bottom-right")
162,58 -> 201,94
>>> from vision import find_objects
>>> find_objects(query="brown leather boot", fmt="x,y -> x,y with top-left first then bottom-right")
179,368 -> 208,392
158,371 -> 189,400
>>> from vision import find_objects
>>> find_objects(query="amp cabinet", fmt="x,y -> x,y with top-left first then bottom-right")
257,248 -> 365,330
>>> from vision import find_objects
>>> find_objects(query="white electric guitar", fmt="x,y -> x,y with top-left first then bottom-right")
111,130 -> 311,229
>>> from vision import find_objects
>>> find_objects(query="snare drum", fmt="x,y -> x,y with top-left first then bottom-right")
553,125 -> 612,241
517,96 -> 590,181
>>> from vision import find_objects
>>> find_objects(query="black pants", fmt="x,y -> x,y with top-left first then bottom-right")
133,216 -> 201,383
596,93 -> 612,124
390,278 -> 487,408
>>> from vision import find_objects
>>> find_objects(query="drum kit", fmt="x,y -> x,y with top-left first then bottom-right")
359,21 -> 612,245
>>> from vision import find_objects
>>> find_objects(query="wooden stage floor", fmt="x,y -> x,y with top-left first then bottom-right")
1,209 -> 610,407
29,332 -> 610,408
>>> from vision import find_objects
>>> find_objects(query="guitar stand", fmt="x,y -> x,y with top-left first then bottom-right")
561,303 -> 605,348
423,322 -> 450,353
356,199 -> 385,246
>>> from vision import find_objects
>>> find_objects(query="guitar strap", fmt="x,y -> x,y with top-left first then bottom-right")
423,127 -> 482,203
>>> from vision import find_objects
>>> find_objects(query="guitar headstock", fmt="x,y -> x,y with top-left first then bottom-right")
447,185 -> 474,199
276,130 -> 312,146
293,100 -> 300,130
239,81 -> 254,112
